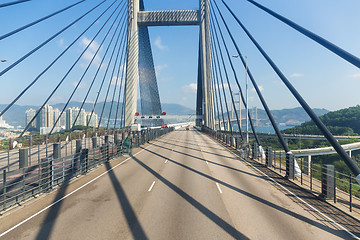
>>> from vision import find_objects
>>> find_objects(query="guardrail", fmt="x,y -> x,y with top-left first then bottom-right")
0,129 -> 130,172
202,126 -> 360,216
0,127 -> 174,212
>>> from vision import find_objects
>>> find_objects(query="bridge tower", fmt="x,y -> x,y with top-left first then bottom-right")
125,0 -> 215,129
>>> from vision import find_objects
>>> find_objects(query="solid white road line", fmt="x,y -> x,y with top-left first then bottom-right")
216,183 -> 223,194
219,141 -> 360,240
0,144 -> 154,238
148,181 -> 156,192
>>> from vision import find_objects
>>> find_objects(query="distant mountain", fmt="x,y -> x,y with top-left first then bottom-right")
0,101 -> 329,128
0,104 -> 37,128
235,107 -> 328,126
282,105 -> 360,135
267,107 -> 329,125
0,101 -> 195,127
161,103 -> 195,115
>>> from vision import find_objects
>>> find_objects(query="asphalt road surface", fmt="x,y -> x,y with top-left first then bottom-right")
0,128 -> 359,239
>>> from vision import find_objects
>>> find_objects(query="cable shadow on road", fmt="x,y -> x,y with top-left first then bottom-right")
104,161 -> 148,240
239,155 -> 360,235
213,137 -> 360,235
156,139 -> 238,160
160,136 -> 226,151
142,147 -> 355,239
131,155 -> 249,240
153,141 -> 237,160
150,143 -> 264,180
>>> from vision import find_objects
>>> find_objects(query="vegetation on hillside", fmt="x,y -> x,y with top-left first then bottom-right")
256,106 -> 360,181
281,105 -> 360,136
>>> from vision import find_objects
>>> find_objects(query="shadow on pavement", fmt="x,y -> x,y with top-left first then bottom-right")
156,139 -> 238,160
160,137 -> 226,151
104,161 -> 148,240
131,155 -> 249,240
143,147 -> 354,239
34,156 -> 79,240
151,142 -> 264,180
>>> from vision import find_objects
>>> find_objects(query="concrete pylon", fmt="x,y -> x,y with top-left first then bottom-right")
125,0 -> 140,127
199,0 -> 214,129
125,0 -> 215,129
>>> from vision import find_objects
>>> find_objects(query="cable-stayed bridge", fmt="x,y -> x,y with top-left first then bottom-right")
0,0 -> 360,239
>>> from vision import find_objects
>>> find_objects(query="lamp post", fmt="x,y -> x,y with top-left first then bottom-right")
232,55 -> 249,144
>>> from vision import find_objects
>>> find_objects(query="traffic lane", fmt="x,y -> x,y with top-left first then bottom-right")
0,139 -> 169,240
0,129 -> 351,240
195,132 -> 351,239
136,129 -> 247,239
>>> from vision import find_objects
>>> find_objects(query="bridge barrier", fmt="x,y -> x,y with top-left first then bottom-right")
201,127 -> 360,217
122,135 -> 132,157
266,147 -> 273,168
19,149 -> 29,169
321,165 -> 336,201
286,153 -> 296,180
252,142 -> 258,160
0,127 -> 174,213
0,129 -> 131,173
92,137 -> 98,149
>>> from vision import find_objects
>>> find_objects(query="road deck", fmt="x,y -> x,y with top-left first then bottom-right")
0,129 -> 359,239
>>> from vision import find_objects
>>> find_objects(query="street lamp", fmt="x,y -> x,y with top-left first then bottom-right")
232,55 -> 249,144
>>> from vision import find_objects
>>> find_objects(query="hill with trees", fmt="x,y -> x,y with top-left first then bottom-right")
281,105 -> 360,136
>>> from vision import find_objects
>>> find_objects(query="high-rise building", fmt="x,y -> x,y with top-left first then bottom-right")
25,108 -> 37,129
53,108 -> 66,128
53,108 -> 61,128
36,105 -> 54,130
86,112 -> 98,128
60,111 -> 66,128
25,105 -> 99,132
66,107 -> 86,129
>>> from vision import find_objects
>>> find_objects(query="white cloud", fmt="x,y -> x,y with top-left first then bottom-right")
154,36 -> 168,50
58,38 -> 67,48
82,50 -> 96,62
182,83 -> 197,94
349,72 -> 360,79
290,73 -> 304,78
81,37 -> 100,52
155,64 -> 168,76
80,37 -> 101,67
72,81 -> 86,89
251,85 -> 264,92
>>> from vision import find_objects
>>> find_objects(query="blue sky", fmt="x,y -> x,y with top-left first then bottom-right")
0,0 -> 360,112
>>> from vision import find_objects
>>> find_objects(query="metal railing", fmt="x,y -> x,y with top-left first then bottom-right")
0,127 -> 174,212
0,129 -> 129,172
